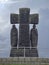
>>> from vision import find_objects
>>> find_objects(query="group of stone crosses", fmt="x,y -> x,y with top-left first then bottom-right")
10,8 -> 39,57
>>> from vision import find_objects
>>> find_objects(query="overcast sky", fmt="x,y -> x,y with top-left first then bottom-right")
0,0 -> 49,58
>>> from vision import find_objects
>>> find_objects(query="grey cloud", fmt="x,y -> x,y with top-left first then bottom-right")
38,8 -> 49,48
39,8 -> 49,20
25,0 -> 49,9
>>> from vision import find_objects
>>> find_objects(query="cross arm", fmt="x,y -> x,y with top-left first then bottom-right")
10,13 -> 39,24
29,14 -> 39,24
10,14 -> 19,24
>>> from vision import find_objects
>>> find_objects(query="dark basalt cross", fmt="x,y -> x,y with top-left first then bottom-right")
10,8 -> 39,47
10,8 -> 39,57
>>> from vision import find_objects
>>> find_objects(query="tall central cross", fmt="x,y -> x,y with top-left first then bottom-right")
10,8 -> 39,48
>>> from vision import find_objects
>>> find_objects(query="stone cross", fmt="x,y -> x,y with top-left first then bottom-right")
10,8 -> 39,57
10,8 -> 39,48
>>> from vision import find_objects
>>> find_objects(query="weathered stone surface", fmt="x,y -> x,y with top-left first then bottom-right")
19,8 -> 30,47
19,24 -> 30,47
10,8 -> 39,57
25,48 -> 38,57
11,25 -> 18,47
10,14 -> 18,24
10,9 -> 39,24
10,48 -> 38,57
30,14 -> 39,24
19,8 -> 30,24
10,48 -> 24,57
30,24 -> 38,47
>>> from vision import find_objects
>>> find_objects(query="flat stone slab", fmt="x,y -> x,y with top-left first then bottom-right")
10,48 -> 38,57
